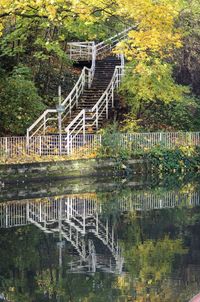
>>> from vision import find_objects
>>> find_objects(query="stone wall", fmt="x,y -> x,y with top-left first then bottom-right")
0,158 -> 147,183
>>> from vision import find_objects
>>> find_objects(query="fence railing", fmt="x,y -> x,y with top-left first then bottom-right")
1,132 -> 200,158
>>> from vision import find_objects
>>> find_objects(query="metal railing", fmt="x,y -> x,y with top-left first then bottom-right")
68,41 -> 94,61
26,66 -> 94,140
1,132 -> 200,158
65,54 -> 125,152
86,61 -> 124,131
68,27 -> 132,61
26,27 -> 132,145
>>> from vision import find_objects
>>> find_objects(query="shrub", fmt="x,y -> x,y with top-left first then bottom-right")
0,65 -> 46,135
144,145 -> 200,173
97,123 -> 131,160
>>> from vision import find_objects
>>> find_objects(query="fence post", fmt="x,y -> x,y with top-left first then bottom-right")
160,132 -> 163,145
188,132 -> 192,146
67,131 -> 70,155
5,137 -> 8,157
39,136 -> 42,156
26,131 -> 29,155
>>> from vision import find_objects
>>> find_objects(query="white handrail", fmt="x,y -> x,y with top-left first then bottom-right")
86,55 -> 125,130
64,39 -> 128,154
65,109 -> 86,154
27,44 -> 96,142
27,27 -> 131,147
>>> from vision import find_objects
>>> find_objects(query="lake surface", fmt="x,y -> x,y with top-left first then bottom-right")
0,176 -> 200,302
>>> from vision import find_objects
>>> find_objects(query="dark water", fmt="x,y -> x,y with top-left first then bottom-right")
0,177 -> 200,302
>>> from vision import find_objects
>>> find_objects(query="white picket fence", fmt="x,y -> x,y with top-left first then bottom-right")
0,132 -> 200,158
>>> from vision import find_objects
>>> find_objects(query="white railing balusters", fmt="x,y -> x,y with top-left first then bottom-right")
65,109 -> 86,155
26,28 -> 132,148
87,56 -> 125,132
1,132 -> 200,157
27,44 -> 97,145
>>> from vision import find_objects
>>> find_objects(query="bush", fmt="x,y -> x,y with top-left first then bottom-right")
97,123 -> 131,160
0,65 -> 46,135
144,145 -> 200,173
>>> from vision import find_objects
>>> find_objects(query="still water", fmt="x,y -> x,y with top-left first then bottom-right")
0,177 -> 200,302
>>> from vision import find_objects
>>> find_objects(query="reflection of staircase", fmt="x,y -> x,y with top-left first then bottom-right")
12,196 -> 124,273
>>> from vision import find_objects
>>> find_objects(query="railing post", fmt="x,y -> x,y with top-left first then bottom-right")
111,82 -> 114,108
118,68 -> 120,88
76,85 -> 79,108
26,131 -> 30,155
82,68 -> 86,91
88,71 -> 91,89
70,45 -> 72,60
83,110 -> 86,144
67,130 -> 70,155
88,43 -> 90,61
106,92 -> 109,119
111,227 -> 114,251
106,219 -> 108,243
96,106 -> 98,130
83,199 -> 86,234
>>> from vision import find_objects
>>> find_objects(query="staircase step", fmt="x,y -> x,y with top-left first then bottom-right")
63,55 -> 120,134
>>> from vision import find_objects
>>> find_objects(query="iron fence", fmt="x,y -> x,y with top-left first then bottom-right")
0,132 -> 200,158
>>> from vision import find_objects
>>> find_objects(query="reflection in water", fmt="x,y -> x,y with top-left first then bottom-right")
0,195 -> 123,274
0,186 -> 200,301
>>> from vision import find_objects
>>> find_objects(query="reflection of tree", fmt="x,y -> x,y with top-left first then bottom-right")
116,204 -> 200,302
117,236 -> 186,302
120,237 -> 186,301
125,237 -> 186,283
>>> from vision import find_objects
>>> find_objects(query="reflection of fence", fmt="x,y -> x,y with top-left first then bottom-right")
120,191 -> 200,212
1,132 -> 200,158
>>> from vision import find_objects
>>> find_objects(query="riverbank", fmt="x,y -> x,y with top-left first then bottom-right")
0,158 -> 148,183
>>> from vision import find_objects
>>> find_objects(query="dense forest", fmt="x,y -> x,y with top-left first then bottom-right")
0,0 -> 200,136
